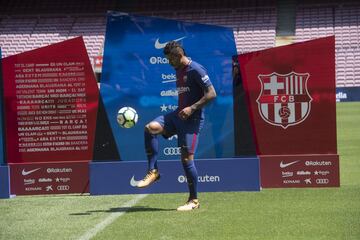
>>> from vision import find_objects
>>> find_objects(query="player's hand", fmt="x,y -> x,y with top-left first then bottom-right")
178,106 -> 193,120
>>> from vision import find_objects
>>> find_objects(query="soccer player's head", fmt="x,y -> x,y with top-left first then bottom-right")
164,41 -> 186,69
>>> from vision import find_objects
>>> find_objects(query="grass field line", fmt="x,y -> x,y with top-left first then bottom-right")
77,194 -> 148,240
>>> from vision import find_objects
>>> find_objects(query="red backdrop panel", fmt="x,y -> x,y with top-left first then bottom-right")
238,36 -> 337,155
10,161 -> 89,195
2,37 -> 99,163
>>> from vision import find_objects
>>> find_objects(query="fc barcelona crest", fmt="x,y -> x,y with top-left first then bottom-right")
257,72 -> 312,129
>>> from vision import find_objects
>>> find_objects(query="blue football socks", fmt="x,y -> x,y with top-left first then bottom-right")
144,130 -> 159,170
182,160 -> 198,200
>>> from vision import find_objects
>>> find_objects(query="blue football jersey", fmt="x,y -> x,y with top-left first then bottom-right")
176,60 -> 213,120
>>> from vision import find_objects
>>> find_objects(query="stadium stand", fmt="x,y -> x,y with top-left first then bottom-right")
0,15 -> 106,63
295,3 -> 360,87
0,7 -> 276,59
0,0 -> 359,86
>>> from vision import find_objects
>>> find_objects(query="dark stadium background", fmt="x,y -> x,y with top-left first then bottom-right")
1,0 -> 359,88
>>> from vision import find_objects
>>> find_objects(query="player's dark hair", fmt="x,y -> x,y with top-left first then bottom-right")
163,41 -> 186,56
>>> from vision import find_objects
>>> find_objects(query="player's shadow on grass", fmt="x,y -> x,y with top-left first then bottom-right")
70,206 -> 173,215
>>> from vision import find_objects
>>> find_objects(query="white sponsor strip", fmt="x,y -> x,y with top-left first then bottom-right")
290,75 -> 294,94
274,103 -> 281,123
261,104 -> 268,118
78,194 -> 148,240
285,77 -> 289,94
288,103 -> 295,123
301,102 -> 308,118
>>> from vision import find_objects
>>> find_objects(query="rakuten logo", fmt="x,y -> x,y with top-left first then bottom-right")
150,56 -> 169,65
178,175 -> 221,183
47,168 -> 72,173
305,161 -> 332,166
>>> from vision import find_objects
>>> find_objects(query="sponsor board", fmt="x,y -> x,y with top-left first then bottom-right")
9,161 -> 89,195
260,154 -> 339,188
238,36 -> 337,155
0,166 -> 10,198
336,87 -> 360,102
90,158 -> 260,195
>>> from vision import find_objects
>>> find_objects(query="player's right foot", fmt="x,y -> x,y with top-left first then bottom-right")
176,199 -> 200,211
136,169 -> 160,188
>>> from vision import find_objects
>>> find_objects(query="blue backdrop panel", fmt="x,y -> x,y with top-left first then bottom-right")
100,12 -> 237,161
90,158 -> 260,195
0,166 -> 10,198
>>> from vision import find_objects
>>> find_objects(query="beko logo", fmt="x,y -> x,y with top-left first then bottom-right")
282,171 -> 293,178
178,175 -> 220,183
24,179 -> 35,185
163,147 -> 181,156
162,73 -> 176,83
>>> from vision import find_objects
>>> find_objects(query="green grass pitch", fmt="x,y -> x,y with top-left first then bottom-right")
0,102 -> 359,240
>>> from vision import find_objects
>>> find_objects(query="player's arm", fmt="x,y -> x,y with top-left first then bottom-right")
190,85 -> 216,112
179,85 -> 216,120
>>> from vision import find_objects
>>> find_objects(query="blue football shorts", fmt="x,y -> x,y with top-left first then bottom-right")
153,111 -> 204,154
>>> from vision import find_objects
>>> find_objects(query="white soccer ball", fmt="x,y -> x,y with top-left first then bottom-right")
117,107 -> 138,128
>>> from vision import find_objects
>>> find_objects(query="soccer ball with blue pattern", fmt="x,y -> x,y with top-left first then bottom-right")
117,107 -> 138,128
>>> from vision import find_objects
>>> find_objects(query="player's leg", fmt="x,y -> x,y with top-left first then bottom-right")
176,119 -> 203,211
176,149 -> 200,211
137,113 -> 176,188
137,121 -> 163,188
145,121 -> 163,170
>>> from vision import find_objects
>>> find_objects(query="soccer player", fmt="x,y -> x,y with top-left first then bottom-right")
137,41 -> 217,211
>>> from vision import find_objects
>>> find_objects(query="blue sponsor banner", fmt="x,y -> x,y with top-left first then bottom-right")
0,166 -> 10,198
90,158 -> 260,195
0,48 -> 4,165
100,12 -> 237,161
336,87 -> 360,102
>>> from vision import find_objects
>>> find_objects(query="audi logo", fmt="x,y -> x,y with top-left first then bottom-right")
316,178 -> 329,184
57,185 -> 70,191
163,147 -> 181,156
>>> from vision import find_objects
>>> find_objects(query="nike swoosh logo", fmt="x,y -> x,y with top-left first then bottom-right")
154,36 -> 186,49
130,175 -> 139,187
280,160 -> 300,168
22,168 -> 41,176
